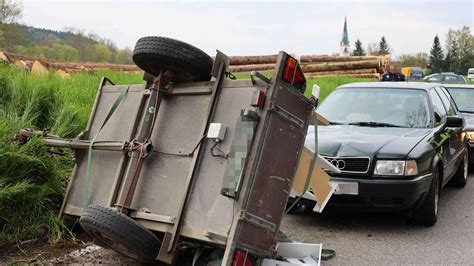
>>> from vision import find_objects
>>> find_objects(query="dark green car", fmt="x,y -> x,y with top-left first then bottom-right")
445,84 -> 474,163
311,82 -> 469,226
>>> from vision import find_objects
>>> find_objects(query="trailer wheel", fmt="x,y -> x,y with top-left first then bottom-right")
133,36 -> 213,82
79,205 -> 161,262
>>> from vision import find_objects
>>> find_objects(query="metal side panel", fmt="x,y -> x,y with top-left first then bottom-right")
130,92 -> 213,218
63,85 -> 145,215
236,85 -> 311,254
181,86 -> 260,240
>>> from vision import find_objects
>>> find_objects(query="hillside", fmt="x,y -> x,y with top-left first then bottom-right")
0,23 -> 133,64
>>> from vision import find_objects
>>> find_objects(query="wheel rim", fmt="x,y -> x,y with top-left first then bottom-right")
464,154 -> 468,181
91,230 -> 139,260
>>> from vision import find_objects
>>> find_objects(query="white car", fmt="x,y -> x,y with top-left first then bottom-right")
468,68 -> 474,81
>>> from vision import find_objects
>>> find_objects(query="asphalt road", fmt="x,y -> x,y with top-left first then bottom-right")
280,172 -> 474,265
11,174 -> 473,265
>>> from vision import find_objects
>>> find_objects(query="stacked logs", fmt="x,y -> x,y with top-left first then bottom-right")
229,54 -> 389,79
1,51 -> 389,79
0,52 -> 140,77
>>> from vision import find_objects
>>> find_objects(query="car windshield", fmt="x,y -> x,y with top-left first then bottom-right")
317,88 -> 431,128
447,88 -> 474,113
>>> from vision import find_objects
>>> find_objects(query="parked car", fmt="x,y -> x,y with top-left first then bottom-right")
445,84 -> 474,163
424,73 -> 467,83
381,72 -> 406,81
468,68 -> 474,81
311,82 -> 468,226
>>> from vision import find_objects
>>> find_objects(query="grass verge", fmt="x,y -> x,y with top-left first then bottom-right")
0,64 -> 142,245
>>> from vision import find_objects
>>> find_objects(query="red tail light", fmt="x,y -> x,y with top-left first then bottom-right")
282,57 -> 305,85
233,250 -> 252,266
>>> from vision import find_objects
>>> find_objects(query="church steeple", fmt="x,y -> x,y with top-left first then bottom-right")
339,16 -> 351,56
341,16 -> 349,46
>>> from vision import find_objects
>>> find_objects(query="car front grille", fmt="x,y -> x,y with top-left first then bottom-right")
323,157 -> 371,174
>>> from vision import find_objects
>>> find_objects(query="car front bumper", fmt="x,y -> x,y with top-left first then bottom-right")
327,173 -> 433,212
468,142 -> 474,163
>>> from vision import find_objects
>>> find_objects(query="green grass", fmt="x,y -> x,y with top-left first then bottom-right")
0,64 -> 372,246
234,71 -> 376,101
0,64 -> 142,245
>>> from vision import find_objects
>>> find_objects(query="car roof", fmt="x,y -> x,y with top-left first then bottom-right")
337,82 -> 441,91
426,73 -> 461,77
443,84 -> 474,89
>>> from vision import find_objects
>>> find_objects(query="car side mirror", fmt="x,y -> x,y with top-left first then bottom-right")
445,116 -> 464,128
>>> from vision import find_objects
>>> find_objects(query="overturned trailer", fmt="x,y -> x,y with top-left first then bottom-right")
20,36 -> 328,265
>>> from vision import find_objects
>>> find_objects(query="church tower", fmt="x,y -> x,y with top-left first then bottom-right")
339,16 -> 350,56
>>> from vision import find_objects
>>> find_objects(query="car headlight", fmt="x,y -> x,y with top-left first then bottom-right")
374,160 -> 418,176
466,131 -> 474,142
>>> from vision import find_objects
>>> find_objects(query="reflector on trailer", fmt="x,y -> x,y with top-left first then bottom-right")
233,250 -> 253,266
281,57 -> 306,93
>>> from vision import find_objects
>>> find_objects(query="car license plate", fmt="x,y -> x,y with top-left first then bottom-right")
331,181 -> 359,195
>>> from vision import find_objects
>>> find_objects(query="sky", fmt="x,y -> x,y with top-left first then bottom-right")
21,0 -> 473,57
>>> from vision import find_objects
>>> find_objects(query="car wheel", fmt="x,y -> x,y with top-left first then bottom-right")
132,36 -> 213,83
412,170 -> 440,226
79,205 -> 162,263
448,152 -> 468,188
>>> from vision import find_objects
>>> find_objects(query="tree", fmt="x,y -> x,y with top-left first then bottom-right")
378,36 -> 390,55
0,0 -> 22,23
352,39 -> 366,56
429,35 -> 445,73
456,26 -> 473,74
94,43 -> 111,62
444,39 -> 459,72
0,23 -> 28,49
115,47 -> 133,64
396,53 -> 429,68
443,26 -> 473,74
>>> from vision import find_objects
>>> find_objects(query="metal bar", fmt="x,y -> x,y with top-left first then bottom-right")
270,103 -> 304,128
107,83 -> 151,208
250,70 -> 271,85
42,138 -> 127,151
240,211 -> 277,231
129,211 -> 176,224
85,77 -> 108,137
115,71 -> 166,213
159,63 -> 226,261
163,86 -> 212,96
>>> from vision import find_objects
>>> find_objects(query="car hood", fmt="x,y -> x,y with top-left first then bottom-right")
305,125 -> 431,159
461,112 -> 474,131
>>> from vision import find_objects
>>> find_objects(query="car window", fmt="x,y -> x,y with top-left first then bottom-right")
444,75 -> 461,82
429,89 -> 447,126
427,75 -> 441,82
317,88 -> 430,128
435,87 -> 456,116
446,87 -> 474,113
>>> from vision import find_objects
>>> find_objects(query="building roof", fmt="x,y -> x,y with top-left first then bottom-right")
341,16 -> 349,45
337,82 -> 442,91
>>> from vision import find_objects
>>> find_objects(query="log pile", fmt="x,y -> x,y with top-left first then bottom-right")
0,52 -> 141,75
229,53 -> 389,79
0,51 -> 389,79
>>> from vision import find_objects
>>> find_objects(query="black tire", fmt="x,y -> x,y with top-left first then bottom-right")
79,205 -> 161,262
133,36 -> 213,83
412,170 -> 440,226
448,152 -> 468,188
